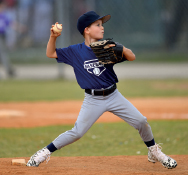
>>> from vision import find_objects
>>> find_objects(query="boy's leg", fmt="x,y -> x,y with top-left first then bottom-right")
106,89 -> 177,169
52,94 -> 106,149
106,89 -> 153,142
27,93 -> 106,167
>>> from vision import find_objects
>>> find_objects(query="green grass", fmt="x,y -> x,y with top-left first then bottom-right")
0,121 -> 187,158
9,48 -> 188,64
136,52 -> 188,63
0,79 -> 188,102
0,79 -> 83,101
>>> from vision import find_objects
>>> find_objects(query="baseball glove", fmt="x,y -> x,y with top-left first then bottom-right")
90,38 -> 123,64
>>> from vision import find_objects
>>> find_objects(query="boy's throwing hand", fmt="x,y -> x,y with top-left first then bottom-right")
51,22 -> 62,37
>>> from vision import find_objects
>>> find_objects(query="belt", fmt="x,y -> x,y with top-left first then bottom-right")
85,84 -> 117,96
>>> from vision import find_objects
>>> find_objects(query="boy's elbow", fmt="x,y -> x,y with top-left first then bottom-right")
130,54 -> 136,61
46,50 -> 50,58
125,53 -> 136,61
46,52 -> 57,58
46,53 -> 52,58
123,47 -> 136,61
46,52 -> 50,58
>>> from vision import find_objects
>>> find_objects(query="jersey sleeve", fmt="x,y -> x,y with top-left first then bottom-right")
56,46 -> 73,66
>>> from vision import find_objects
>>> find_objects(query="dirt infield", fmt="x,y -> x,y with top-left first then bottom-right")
0,97 -> 188,128
0,155 -> 187,175
0,97 -> 188,174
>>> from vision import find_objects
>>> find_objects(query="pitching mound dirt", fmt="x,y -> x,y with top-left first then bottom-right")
0,155 -> 187,175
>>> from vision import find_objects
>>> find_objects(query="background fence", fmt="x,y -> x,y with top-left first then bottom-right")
0,0 -> 188,79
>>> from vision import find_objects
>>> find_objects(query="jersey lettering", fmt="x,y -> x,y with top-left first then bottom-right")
84,59 -> 106,76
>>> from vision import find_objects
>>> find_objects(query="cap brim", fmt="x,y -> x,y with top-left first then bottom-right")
98,14 -> 111,24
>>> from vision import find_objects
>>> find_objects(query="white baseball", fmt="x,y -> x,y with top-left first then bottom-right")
53,23 -> 62,33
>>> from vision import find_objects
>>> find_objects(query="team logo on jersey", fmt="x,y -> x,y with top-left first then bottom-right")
84,59 -> 106,76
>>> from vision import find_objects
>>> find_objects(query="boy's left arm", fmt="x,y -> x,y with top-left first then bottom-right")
123,46 -> 136,61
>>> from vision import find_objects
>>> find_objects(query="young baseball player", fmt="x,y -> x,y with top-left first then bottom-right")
27,11 -> 177,169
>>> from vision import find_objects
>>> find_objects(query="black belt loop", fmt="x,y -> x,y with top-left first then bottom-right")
85,84 -> 116,96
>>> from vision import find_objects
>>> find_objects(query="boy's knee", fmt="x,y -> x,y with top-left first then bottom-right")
71,127 -> 84,140
74,132 -> 83,140
135,115 -> 148,130
139,116 -> 147,125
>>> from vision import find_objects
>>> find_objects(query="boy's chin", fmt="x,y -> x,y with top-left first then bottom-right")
98,37 -> 104,40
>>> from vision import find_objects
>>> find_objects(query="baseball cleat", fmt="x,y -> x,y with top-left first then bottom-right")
148,143 -> 177,169
26,147 -> 51,167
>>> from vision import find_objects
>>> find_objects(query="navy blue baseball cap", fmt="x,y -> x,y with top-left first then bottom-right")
77,11 -> 111,35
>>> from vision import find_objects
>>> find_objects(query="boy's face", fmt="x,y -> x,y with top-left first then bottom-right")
86,19 -> 104,40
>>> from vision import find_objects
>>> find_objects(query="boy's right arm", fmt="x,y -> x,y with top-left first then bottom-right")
46,23 -> 62,58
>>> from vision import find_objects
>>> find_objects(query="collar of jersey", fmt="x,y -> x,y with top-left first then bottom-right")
83,42 -> 92,51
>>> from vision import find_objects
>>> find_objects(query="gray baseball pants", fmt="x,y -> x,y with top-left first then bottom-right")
53,89 -> 154,149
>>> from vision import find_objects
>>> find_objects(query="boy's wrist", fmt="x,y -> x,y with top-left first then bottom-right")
50,35 -> 58,40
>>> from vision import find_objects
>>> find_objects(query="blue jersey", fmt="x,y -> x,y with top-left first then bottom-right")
56,42 -> 127,89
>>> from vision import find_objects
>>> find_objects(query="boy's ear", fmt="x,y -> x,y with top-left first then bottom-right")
84,27 -> 90,35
